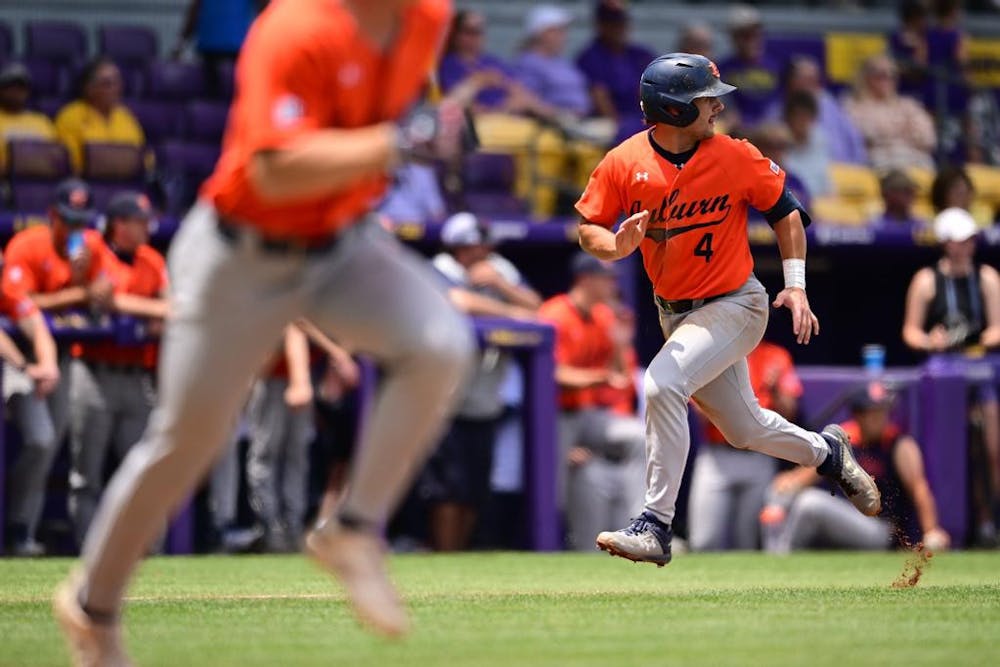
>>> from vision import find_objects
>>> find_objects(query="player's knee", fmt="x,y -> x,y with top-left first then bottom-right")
643,366 -> 686,406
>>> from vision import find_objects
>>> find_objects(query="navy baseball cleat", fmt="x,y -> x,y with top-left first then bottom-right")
596,511 -> 673,567
817,424 -> 882,516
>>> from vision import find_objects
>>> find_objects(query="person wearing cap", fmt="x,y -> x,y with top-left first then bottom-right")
417,213 -> 540,551
1,178 -> 115,555
716,4 -> 781,129
66,191 -> 170,547
903,206 -> 1000,545
874,168 -> 927,228
515,5 -> 591,118
537,252 -> 645,551
763,382 -> 950,553
0,61 -> 57,172
575,1 -> 656,143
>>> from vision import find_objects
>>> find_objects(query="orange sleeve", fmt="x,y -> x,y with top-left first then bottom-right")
235,14 -> 332,154
2,235 -> 38,302
575,151 -> 626,227
774,347 -> 804,398
738,139 -> 786,213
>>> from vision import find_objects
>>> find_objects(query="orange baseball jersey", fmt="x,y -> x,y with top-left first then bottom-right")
539,294 -> 627,412
703,341 -> 803,444
77,244 -> 169,368
202,0 -> 452,239
576,132 -> 787,300
1,226 -> 110,316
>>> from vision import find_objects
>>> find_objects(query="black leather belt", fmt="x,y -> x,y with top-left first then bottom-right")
216,218 -> 339,256
655,290 -> 734,315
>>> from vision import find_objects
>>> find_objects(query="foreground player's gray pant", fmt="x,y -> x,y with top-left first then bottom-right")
559,409 -> 646,550
68,361 -> 156,546
4,354 -> 71,539
771,487 -> 892,552
644,275 -> 829,524
80,204 -> 474,612
688,444 -> 776,551
246,377 -> 314,539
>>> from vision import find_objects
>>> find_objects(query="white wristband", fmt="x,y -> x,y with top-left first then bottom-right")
782,258 -> 806,290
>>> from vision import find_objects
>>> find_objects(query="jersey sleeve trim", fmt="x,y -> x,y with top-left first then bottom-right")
762,186 -> 812,228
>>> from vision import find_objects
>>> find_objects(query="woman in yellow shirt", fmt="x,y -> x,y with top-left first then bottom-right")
55,57 -> 145,173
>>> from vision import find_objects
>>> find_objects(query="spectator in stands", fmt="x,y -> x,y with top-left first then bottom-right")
902,207 -> 1000,544
763,383 -> 950,553
377,163 -> 447,226
688,338 -> 803,551
765,56 -> 867,165
0,63 -> 57,172
748,122 -> 811,209
1,179 -> 114,556
930,165 -> 975,213
782,91 -> 832,198
716,4 -> 781,130
576,1 -> 655,143
67,192 -> 169,549
55,57 -> 146,173
422,212 -> 540,551
676,22 -> 715,60
175,1 -> 268,91
538,253 -> 645,551
844,54 -> 937,171
514,5 -> 592,119
890,0 -> 931,98
875,169 -> 928,228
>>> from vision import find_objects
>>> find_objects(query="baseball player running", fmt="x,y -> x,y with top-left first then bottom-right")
577,53 -> 881,566
54,1 -> 473,663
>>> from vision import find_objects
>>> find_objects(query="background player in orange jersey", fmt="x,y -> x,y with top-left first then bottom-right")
575,53 -> 881,566
54,1 -> 474,662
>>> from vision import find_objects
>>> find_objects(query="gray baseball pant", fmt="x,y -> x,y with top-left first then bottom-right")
773,487 -> 892,551
4,354 -> 71,539
67,361 -> 156,547
687,444 -> 776,551
644,275 -> 829,524
559,409 -> 646,551
245,377 -> 314,538
79,203 -> 474,613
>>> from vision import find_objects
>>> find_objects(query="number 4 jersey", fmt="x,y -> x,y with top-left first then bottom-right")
576,130 -> 805,301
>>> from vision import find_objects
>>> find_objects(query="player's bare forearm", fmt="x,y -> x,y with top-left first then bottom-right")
250,124 -> 397,203
911,481 -> 941,535
30,287 -> 89,312
0,329 -> 27,369
19,311 -> 57,370
555,365 -> 610,389
579,209 -> 649,261
283,324 -> 311,389
772,211 -> 807,261
578,221 -> 620,260
113,293 -> 170,320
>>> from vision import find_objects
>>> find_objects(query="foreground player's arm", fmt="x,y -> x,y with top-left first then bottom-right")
978,265 -> 1000,349
578,209 -> 650,261
16,310 -> 60,397
772,211 -> 820,345
893,435 -> 950,548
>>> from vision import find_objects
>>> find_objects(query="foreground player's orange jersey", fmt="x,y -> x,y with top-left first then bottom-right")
576,131 -> 786,300
202,0 -> 451,239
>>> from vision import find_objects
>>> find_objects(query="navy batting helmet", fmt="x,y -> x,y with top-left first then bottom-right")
639,53 -> 737,127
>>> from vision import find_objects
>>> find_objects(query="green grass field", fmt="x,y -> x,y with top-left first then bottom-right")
2,551 -> 998,666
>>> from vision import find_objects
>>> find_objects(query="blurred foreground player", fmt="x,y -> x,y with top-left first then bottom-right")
54,0 -> 473,663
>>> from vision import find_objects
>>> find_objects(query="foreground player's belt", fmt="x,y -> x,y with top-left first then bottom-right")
216,218 -> 339,256
655,291 -> 734,315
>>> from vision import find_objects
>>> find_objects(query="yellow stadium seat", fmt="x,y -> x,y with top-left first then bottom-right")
811,195 -> 872,226
828,163 -> 881,203
905,166 -> 935,199
825,33 -> 888,85
966,164 -> 1000,204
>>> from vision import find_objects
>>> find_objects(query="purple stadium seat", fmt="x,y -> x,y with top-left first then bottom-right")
460,153 -> 527,217
82,142 -> 145,183
146,61 -> 205,101
33,96 -> 65,120
0,22 -> 13,62
98,25 -> 158,65
216,60 -> 235,99
184,100 -> 229,143
767,34 -> 826,72
24,59 -> 68,98
6,139 -> 71,213
158,140 -> 220,214
25,21 -> 88,67
126,98 -> 183,144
